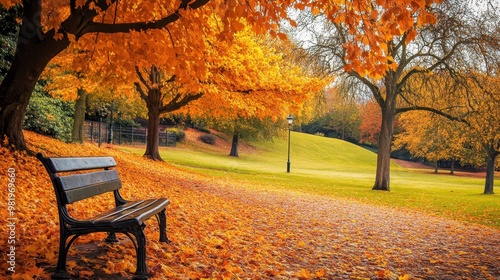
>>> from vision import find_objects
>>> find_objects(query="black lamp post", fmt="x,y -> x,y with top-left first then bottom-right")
287,115 -> 293,173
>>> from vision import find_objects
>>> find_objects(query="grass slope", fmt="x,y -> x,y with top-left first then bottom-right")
121,130 -> 499,228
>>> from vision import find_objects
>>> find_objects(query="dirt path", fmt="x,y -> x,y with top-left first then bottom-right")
192,180 -> 500,280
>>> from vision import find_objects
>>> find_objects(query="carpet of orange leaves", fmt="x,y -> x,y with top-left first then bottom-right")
1,131 -> 499,279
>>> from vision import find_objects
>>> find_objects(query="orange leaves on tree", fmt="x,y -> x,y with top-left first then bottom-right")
317,0 -> 441,79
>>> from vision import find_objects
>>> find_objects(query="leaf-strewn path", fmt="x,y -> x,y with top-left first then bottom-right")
1,131 -> 499,279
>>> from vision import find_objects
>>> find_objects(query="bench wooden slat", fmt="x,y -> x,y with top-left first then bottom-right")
43,156 -> 117,173
55,170 -> 121,204
92,198 -> 170,228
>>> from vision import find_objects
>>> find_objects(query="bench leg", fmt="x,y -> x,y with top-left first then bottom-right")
105,232 -> 119,243
52,231 -> 76,280
130,226 -> 149,280
156,209 -> 170,243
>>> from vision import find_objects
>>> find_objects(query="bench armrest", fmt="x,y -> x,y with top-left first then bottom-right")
113,189 -> 129,206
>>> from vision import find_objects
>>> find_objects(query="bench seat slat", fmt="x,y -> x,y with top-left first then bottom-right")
44,156 -> 117,173
90,198 -> 170,228
55,170 -> 121,204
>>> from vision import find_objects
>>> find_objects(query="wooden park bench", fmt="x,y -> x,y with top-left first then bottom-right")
37,153 -> 170,279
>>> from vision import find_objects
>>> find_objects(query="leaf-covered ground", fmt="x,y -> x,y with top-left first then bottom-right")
1,131 -> 499,279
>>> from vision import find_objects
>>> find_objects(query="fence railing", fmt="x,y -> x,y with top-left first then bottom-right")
84,121 -> 176,147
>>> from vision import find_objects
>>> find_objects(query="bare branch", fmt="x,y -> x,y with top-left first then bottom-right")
396,106 -> 470,125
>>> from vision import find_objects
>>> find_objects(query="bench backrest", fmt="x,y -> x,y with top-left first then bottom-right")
37,153 -> 122,205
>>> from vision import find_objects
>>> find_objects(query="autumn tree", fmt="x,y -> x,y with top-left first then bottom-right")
290,0 -> 497,190
208,116 -> 278,157
464,73 -> 500,194
395,73 -> 500,194
43,55 -> 105,143
302,82 -> 362,142
394,111 -> 479,174
134,66 -> 202,160
170,26 -> 326,158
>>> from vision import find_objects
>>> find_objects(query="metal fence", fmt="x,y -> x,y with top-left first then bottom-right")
84,121 -> 176,147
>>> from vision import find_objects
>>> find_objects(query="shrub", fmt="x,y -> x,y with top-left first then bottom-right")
199,133 -> 216,145
24,90 -> 74,143
166,127 -> 185,141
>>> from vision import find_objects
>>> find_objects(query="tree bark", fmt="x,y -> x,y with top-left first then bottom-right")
0,0 -> 70,150
0,38 -> 69,150
229,132 -> 240,157
372,82 -> 397,191
450,159 -> 455,175
484,149 -> 498,194
144,108 -> 162,161
373,108 -> 395,191
72,88 -> 87,143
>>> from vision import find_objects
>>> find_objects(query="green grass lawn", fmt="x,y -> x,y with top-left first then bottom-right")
120,131 -> 499,228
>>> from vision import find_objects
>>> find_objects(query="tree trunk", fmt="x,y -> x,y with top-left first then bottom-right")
450,159 -> 455,175
229,132 -> 239,157
0,43 -> 49,150
72,88 -> 87,143
484,150 -> 498,194
144,108 -> 162,161
372,101 -> 396,191
0,6 -> 69,150
135,65 -> 203,161
434,161 -> 439,174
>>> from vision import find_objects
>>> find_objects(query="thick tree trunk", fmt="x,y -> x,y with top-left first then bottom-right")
72,88 -> 87,143
144,109 -> 162,161
229,132 -> 239,157
484,150 -> 498,194
450,159 -> 455,175
0,5 -> 69,150
0,44 -> 49,150
434,161 -> 439,174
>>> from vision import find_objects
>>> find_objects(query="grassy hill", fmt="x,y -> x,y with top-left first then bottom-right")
121,129 -> 499,228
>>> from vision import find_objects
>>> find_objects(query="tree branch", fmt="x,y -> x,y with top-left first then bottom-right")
348,70 -> 384,106
80,0 -> 210,35
396,106 -> 470,125
160,92 -> 204,113
135,66 -> 151,91
134,82 -> 148,101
